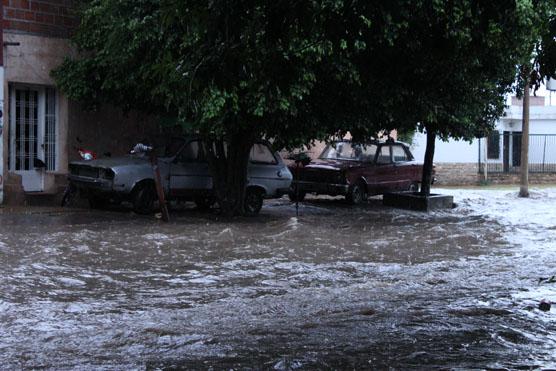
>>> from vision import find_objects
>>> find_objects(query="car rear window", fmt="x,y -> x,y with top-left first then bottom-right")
250,143 -> 277,164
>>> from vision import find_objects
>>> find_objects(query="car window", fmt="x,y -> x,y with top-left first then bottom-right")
250,143 -> 277,164
176,141 -> 200,162
392,145 -> 409,162
320,142 -> 376,161
359,144 -> 378,162
376,145 -> 392,164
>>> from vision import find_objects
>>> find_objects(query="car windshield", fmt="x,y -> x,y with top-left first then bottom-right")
319,142 -> 377,162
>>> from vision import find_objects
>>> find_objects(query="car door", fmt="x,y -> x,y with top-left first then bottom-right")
348,143 -> 377,190
169,140 -> 212,197
371,144 -> 397,193
391,144 -> 415,190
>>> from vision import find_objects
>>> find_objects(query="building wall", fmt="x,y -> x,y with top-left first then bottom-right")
67,105 -> 159,162
2,32 -> 71,195
410,133 -> 478,164
409,103 -> 556,186
2,31 -> 158,203
433,163 -> 479,186
3,0 -> 77,38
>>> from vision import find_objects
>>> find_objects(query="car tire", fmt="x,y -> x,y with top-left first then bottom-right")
132,182 -> 157,215
408,182 -> 419,193
346,181 -> 367,205
194,195 -> 214,210
288,190 -> 306,202
244,188 -> 264,216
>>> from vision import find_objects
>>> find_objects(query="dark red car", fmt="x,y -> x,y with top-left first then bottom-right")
288,139 -> 426,204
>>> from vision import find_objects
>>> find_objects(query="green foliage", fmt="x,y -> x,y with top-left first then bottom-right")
516,0 -> 556,92
53,0 -> 552,162
347,1 -> 541,142
53,0 -> 380,148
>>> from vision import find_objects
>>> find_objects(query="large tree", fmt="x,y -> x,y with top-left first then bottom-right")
348,1 -> 542,196
54,0 -> 545,212
53,0 -> 385,215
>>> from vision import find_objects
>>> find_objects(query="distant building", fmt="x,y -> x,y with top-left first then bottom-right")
410,96 -> 556,185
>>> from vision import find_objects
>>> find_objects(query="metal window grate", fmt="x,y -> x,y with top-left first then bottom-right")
45,88 -> 56,171
479,134 -> 556,173
15,90 -> 39,171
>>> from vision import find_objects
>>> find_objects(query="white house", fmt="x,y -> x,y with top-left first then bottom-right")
410,94 -> 556,184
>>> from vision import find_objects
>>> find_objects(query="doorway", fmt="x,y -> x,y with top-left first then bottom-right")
9,85 -> 57,192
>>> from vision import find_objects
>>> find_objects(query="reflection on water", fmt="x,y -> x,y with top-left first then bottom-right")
1,189 -> 556,369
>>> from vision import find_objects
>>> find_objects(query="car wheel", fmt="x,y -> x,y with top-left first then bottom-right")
346,181 -> 367,205
244,188 -> 264,216
408,182 -> 419,193
194,195 -> 214,210
288,190 -> 306,202
132,182 -> 157,215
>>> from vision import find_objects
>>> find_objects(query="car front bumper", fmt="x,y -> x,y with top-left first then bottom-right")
292,180 -> 349,196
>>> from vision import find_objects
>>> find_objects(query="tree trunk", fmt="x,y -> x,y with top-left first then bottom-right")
519,73 -> 530,198
420,128 -> 436,196
205,133 -> 254,217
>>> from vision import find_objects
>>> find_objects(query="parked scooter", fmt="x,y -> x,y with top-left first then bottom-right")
60,140 -> 98,207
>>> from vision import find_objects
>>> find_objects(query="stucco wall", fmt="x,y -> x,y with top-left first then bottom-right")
3,32 -> 71,191
411,105 -> 556,165
410,133 -> 478,164
67,105 -> 159,163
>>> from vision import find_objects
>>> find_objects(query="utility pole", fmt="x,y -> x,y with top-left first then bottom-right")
519,72 -> 530,198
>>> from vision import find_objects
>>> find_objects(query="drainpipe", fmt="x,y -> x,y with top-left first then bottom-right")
0,1 -> 4,204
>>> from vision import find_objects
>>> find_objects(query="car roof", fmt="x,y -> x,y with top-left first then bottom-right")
331,139 -> 407,146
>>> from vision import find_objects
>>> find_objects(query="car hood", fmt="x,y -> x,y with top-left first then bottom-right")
300,159 -> 362,171
70,155 -> 169,169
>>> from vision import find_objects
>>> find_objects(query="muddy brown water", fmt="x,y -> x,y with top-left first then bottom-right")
1,191 -> 555,369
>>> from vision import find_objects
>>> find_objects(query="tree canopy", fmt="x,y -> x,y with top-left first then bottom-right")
53,0 -> 551,206
54,0 -> 383,148
346,1 -> 549,194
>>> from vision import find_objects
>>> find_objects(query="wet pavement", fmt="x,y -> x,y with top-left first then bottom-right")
1,188 -> 556,369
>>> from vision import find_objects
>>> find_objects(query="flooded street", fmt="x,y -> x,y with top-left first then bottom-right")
1,188 -> 556,369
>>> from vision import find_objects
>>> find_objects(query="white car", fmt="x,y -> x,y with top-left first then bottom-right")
66,137 -> 292,215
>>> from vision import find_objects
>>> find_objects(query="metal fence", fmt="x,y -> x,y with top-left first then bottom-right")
478,133 -> 556,173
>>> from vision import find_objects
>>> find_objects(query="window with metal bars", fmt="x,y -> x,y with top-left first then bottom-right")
44,88 -> 56,171
9,85 -> 58,172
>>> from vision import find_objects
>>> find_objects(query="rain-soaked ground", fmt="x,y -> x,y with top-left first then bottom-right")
1,187 -> 556,370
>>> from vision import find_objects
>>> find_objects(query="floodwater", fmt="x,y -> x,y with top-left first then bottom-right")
1,188 -> 556,369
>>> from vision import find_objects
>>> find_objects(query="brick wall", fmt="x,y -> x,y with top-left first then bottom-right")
434,162 -> 556,186
434,163 -> 480,186
3,0 -> 78,38
484,173 -> 556,185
